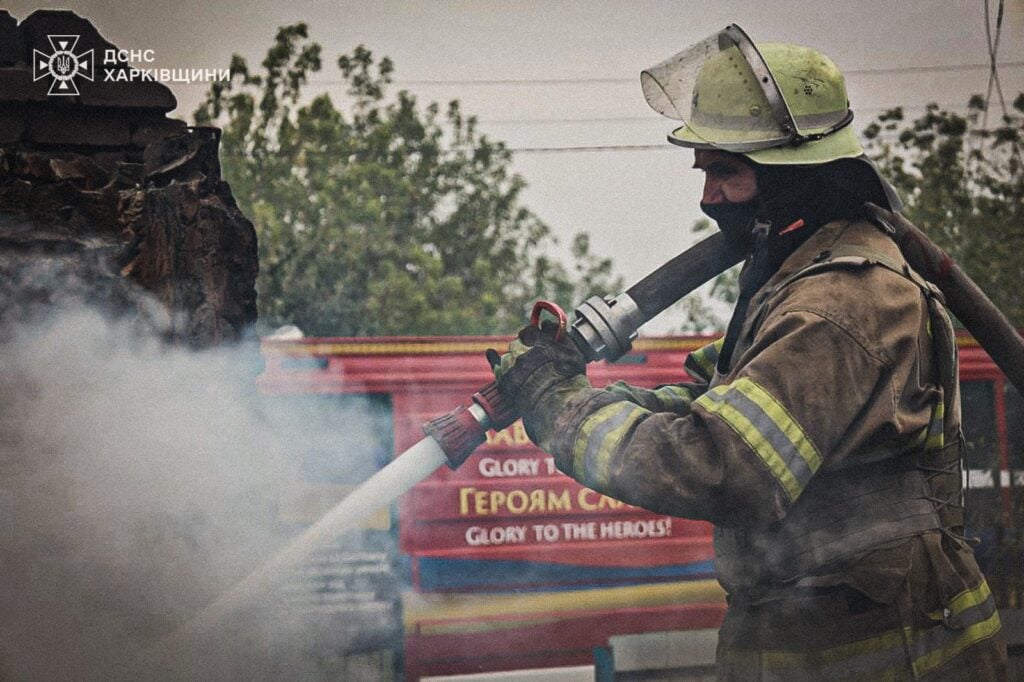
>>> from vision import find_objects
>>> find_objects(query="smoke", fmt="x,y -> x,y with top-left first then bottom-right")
0,305 -> 395,680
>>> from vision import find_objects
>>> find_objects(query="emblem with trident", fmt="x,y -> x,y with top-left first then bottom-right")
32,35 -> 94,96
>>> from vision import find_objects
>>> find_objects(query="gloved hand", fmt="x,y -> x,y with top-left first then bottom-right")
487,322 -> 585,407
486,322 -> 590,449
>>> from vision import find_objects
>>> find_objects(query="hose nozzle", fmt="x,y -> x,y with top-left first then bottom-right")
423,382 -> 517,468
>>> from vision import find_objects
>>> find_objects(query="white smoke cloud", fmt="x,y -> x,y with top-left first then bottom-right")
0,306 -> 395,680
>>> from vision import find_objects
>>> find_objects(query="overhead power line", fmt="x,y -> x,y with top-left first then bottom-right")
983,0 -> 1010,123
481,102 -> 971,127
508,144 -> 669,154
976,0 -> 1020,162
325,61 -> 1024,87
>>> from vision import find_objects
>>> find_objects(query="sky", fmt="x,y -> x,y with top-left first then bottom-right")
6,0 -> 1024,332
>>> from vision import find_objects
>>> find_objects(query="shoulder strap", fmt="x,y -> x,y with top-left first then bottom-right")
766,242 -> 944,305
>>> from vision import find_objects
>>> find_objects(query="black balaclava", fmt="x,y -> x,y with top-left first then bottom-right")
700,198 -> 762,253
702,158 -> 872,373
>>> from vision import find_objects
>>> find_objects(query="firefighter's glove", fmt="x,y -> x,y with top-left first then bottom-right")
486,323 -> 590,450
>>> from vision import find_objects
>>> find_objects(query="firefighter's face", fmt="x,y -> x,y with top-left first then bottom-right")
694,150 -> 758,204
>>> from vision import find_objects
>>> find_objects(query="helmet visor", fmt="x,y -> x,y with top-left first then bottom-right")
640,25 -> 795,152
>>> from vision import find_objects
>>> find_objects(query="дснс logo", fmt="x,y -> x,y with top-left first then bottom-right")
33,35 -> 94,96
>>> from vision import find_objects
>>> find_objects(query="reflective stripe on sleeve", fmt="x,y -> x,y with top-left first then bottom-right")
572,401 -> 649,490
684,337 -> 724,382
694,377 -> 822,502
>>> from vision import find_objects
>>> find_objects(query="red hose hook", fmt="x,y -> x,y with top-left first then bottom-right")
529,300 -> 568,342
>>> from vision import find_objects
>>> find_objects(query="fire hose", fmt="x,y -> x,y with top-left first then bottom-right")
426,209 -> 1024,468
864,203 -> 1024,396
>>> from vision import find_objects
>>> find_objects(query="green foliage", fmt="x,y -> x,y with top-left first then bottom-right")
194,25 -> 621,336
863,95 -> 1024,326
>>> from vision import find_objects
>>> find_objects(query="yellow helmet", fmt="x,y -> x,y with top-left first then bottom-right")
641,25 -> 863,165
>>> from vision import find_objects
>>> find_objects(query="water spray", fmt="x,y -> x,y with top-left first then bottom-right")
141,437 -> 448,670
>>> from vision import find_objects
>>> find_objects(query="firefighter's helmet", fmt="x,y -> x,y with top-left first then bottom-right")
641,25 -> 863,165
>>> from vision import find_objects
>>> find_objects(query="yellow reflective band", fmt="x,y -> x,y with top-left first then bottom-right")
948,579 -> 992,618
925,400 -> 945,450
589,406 -> 648,489
695,378 -> 822,502
573,401 -> 649,489
926,579 -> 991,623
696,386 -> 803,501
910,612 -> 1001,677
731,378 -> 823,474
685,337 -> 724,381
913,580 -> 1001,677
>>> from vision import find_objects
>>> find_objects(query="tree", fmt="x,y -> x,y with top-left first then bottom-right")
863,94 -> 1024,327
194,25 -> 621,336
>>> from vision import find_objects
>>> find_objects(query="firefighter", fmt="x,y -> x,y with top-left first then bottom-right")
491,26 -> 1007,679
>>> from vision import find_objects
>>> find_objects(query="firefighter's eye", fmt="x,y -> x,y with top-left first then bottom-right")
705,163 -> 737,179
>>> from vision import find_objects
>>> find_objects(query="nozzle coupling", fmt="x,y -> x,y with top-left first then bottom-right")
423,382 -> 518,469
569,293 -> 644,363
